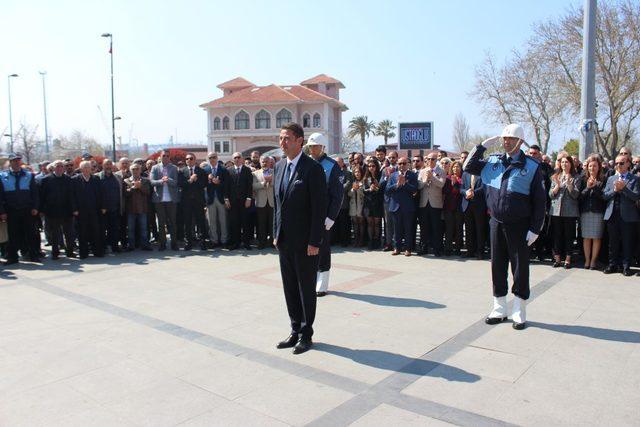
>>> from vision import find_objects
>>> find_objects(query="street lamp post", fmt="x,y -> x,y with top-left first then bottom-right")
39,71 -> 50,155
579,0 -> 597,160
101,33 -> 116,161
7,73 -> 18,153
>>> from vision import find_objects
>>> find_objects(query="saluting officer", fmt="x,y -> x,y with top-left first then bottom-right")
306,133 -> 344,297
463,124 -> 546,330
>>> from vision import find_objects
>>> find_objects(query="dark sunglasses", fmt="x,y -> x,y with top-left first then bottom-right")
208,156 -> 217,159
397,162 -> 407,165
615,162 -> 627,166
186,157 -> 194,160
427,158 -> 436,161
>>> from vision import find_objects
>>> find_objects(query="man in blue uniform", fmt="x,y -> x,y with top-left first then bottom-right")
307,133 -> 344,297
464,124 -> 546,330
0,153 -> 41,265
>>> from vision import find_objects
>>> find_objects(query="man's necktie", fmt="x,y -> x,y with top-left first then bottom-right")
282,163 -> 292,195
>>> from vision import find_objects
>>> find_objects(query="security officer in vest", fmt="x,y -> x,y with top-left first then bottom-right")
464,124 -> 546,330
0,153 -> 41,265
307,133 -> 344,297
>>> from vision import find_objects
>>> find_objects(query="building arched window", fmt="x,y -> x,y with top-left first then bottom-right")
276,109 -> 292,128
313,113 -> 321,128
255,109 -> 271,129
234,110 -> 250,130
302,113 -> 311,128
213,117 -> 221,130
222,116 -> 230,130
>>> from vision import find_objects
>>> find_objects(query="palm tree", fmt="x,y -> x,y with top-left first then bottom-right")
374,119 -> 396,145
347,116 -> 375,153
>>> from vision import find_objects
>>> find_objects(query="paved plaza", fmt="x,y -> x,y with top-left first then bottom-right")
0,248 -> 639,426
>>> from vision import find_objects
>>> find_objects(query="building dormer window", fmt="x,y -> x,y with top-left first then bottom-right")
276,109 -> 292,128
213,117 -> 221,130
222,116 -> 229,130
313,113 -> 321,128
234,110 -> 250,130
303,113 -> 311,128
255,109 -> 271,129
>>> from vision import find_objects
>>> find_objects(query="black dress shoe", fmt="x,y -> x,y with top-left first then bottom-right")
603,265 -> 618,274
293,338 -> 313,354
623,268 -> 633,277
183,244 -> 193,251
4,259 -> 18,266
485,316 -> 508,325
553,261 -> 562,268
512,321 -> 526,330
316,291 -> 327,297
244,244 -> 252,250
276,334 -> 299,349
158,245 -> 167,251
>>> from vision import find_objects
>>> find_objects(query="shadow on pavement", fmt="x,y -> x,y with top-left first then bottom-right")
529,322 -> 640,343
0,269 -> 17,280
330,291 -> 446,309
315,343 -> 480,382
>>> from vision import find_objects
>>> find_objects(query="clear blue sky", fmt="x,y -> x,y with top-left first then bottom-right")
1,0 -> 581,152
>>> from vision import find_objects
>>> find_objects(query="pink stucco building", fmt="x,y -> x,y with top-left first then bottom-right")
199,74 -> 348,160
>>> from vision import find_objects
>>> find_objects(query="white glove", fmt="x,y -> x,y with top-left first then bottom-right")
526,231 -> 538,247
481,136 -> 501,149
324,217 -> 335,231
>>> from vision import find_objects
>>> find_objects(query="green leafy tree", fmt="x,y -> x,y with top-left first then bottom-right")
347,116 -> 375,153
374,119 -> 396,145
563,138 -> 579,157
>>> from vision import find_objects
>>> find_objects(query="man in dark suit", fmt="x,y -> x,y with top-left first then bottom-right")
205,152 -> 230,248
603,154 -> 640,276
39,160 -> 76,259
273,122 -> 327,354
461,171 -> 487,259
382,157 -> 418,256
72,161 -> 104,259
180,153 -> 208,250
227,152 -> 253,250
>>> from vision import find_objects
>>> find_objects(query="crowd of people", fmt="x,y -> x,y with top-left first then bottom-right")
1,141 -> 639,276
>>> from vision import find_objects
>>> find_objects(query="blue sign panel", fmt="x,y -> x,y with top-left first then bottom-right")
398,122 -> 433,150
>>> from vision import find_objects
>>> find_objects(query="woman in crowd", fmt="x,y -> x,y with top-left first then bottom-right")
577,155 -> 606,269
349,165 -> 366,247
440,157 -> 452,175
363,159 -> 384,250
549,152 -> 580,268
443,160 -> 464,256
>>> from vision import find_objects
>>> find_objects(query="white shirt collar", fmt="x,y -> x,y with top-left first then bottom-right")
286,150 -> 303,170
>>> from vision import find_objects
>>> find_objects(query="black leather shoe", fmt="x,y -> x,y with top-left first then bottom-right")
276,334 -> 298,349
293,338 -> 313,354
512,322 -> 526,330
4,259 -> 18,266
244,244 -> 252,251
183,243 -> 193,251
603,265 -> 618,274
158,245 -> 167,251
485,316 -> 508,325
623,268 -> 633,277
316,291 -> 327,297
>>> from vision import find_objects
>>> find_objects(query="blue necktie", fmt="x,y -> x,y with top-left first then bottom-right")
282,163 -> 292,195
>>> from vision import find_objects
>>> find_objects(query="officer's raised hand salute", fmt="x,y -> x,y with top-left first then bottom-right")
464,124 -> 546,330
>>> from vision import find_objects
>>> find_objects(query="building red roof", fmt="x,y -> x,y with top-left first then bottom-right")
200,83 -> 348,110
300,74 -> 345,88
216,77 -> 255,90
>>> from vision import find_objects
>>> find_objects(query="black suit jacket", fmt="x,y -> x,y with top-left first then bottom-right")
179,165 -> 207,204
205,161 -> 230,204
71,174 -> 102,214
273,153 -> 327,248
227,165 -> 253,201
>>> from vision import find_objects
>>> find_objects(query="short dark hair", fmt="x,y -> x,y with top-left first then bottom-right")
281,122 -> 304,140
375,145 -> 387,154
460,150 -> 469,156
439,150 -> 448,156
412,154 -> 423,161
529,144 -> 541,151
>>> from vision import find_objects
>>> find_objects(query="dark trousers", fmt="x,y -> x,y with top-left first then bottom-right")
278,240 -> 319,339
444,210 -> 464,253
490,217 -> 531,300
119,213 -> 128,247
101,210 -> 121,250
551,216 -> 577,259
318,229 -> 331,272
46,216 -> 74,256
392,209 -> 415,251
6,209 -> 39,260
464,206 -> 487,255
78,212 -> 103,257
183,199 -> 206,245
333,208 -> 351,245
147,202 -> 158,241
607,212 -> 637,268
256,205 -> 274,247
532,214 -> 552,260
421,204 -> 443,254
154,202 -> 177,246
175,202 -> 185,241
229,199 -> 250,246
